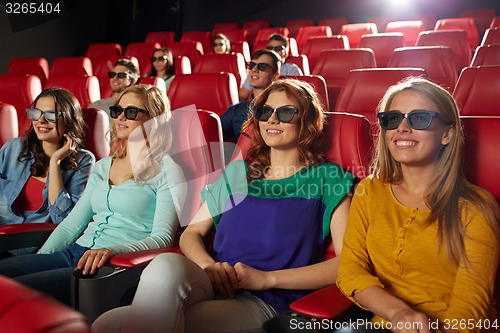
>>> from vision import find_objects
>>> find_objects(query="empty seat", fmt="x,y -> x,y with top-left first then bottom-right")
385,21 -> 426,47
44,75 -> 100,109
243,20 -> 270,45
471,44 -> 500,66
460,8 -> 496,36
319,17 -> 348,35
222,29 -> 248,44
168,42 -> 204,69
417,30 -> 471,73
252,27 -> 289,52
453,65 -> 500,116
180,31 -> 212,55
145,31 -> 175,47
93,56 -> 139,98
295,25 -> 333,53
124,42 -> 161,76
212,22 -> 240,39
434,18 -> 480,49
0,74 -> 42,135
6,57 -> 49,87
334,68 -> 428,126
481,28 -> 500,46
193,53 -> 247,88
281,75 -> 329,112
49,57 -> 93,78
285,55 -> 310,76
359,33 -> 405,67
138,76 -> 167,93
407,12 -> 437,31
0,102 -> 18,147
387,46 -> 457,92
286,19 -> 315,38
367,15 -> 397,33
82,107 -> 110,160
85,43 -> 122,69
313,49 -> 377,111
340,23 -> 378,48
302,36 -> 350,72
490,17 -> 500,29
167,73 -> 239,117
173,55 -> 192,75
231,41 -> 251,62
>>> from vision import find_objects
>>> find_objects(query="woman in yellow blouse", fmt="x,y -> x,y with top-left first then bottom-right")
337,77 -> 500,333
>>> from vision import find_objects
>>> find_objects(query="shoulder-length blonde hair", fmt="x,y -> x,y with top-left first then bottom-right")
373,77 -> 500,263
109,84 -> 172,182
241,78 -> 326,179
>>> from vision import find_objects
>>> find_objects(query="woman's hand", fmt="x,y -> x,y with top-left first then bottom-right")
75,248 -> 115,275
203,262 -> 239,297
51,134 -> 77,165
389,308 -> 433,333
234,262 -> 273,291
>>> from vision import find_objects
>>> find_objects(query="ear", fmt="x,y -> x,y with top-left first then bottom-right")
441,125 -> 453,145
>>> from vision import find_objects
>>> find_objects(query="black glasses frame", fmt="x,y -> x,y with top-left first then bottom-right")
25,108 -> 60,123
212,42 -> 226,47
151,56 -> 168,62
246,61 -> 276,72
254,105 -> 299,123
107,71 -> 132,79
266,45 -> 286,52
377,110 -> 452,130
109,106 -> 149,120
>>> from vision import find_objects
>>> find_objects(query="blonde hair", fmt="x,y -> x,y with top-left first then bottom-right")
109,84 -> 172,182
372,77 -> 499,264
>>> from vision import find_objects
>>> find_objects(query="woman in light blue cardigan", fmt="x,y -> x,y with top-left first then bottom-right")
0,84 -> 186,305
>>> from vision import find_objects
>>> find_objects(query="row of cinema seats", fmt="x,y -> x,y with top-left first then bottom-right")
1,106 -> 499,330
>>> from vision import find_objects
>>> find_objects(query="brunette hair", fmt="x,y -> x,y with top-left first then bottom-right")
19,88 -> 86,176
242,78 -> 325,179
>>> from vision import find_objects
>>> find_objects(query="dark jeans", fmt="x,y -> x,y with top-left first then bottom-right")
0,243 -> 89,305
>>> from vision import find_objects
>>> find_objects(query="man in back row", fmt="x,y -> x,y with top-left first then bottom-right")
238,33 -> 302,102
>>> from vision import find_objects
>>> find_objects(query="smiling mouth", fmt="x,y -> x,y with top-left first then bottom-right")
37,127 -> 52,133
267,129 -> 283,134
395,140 -> 417,146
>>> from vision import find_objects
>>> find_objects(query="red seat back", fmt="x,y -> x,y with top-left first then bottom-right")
167,42 -> 204,69
49,57 -> 93,78
252,27 -> 290,52
174,55 -> 191,75
295,26 -> 333,53
167,73 -> 238,117
124,42 -> 161,76
359,33 -> 405,67
0,74 -> 42,135
85,43 -> 122,70
222,29 -> 248,44
231,41 -> 251,63
0,102 -> 18,147
313,49 -> 377,111
92,56 -> 139,99
385,20 -> 426,47
180,31 -> 212,55
481,28 -> 500,46
243,20 -> 270,45
285,55 -> 310,76
334,68 -> 428,126
460,8 -> 497,36
44,76 -> 100,109
388,46 -> 457,92
417,30 -> 471,73
453,65 -> 500,116
139,77 -> 167,93
319,17 -> 348,35
340,23 -> 378,48
193,53 -> 247,88
6,57 -> 49,87
281,75 -> 329,112
286,19 -> 315,38
367,15 -> 397,33
302,36 -> 350,72
434,18 -> 480,49
82,107 -> 109,160
407,12 -> 437,31
490,17 -> 500,29
212,22 -> 240,39
471,44 -> 500,66
145,31 -> 175,47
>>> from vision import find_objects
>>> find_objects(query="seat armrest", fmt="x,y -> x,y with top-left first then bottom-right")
0,223 -> 57,252
289,284 -> 353,319
109,247 -> 183,268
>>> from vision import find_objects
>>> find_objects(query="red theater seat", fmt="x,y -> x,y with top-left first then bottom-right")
167,73 -> 238,116
0,102 -> 18,147
319,17 -> 348,35
385,20 -> 426,47
212,22 -> 240,39
49,57 -> 93,78
168,41 -> 204,69
243,20 -> 270,45
286,19 -> 315,38
460,8 -> 496,36
138,76 -> 167,93
295,25 -> 333,53
417,30 -> 471,73
434,18 -> 480,50
367,15 -> 397,33
252,27 -> 290,52
481,28 -> 500,46
407,12 -> 437,31
359,33 -> 405,67
124,42 -> 161,76
340,23 -> 378,48
302,36 -> 350,72
180,31 -> 212,55
222,29 -> 248,44
85,43 -> 122,69
285,55 -> 310,75
193,53 -> 247,88
453,65 -> 500,116
490,17 -> 500,29
0,74 -> 42,135
173,55 -> 192,74
145,31 -> 175,47
6,57 -> 49,87
281,75 -> 329,112
471,44 -> 500,66
231,41 -> 251,62
82,107 -> 110,161
313,49 -> 377,111
44,75 -> 101,109
387,46 -> 457,92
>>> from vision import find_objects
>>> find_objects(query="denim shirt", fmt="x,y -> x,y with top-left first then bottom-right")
0,137 -> 95,226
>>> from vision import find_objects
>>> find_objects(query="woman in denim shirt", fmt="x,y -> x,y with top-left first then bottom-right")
0,88 -> 95,255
